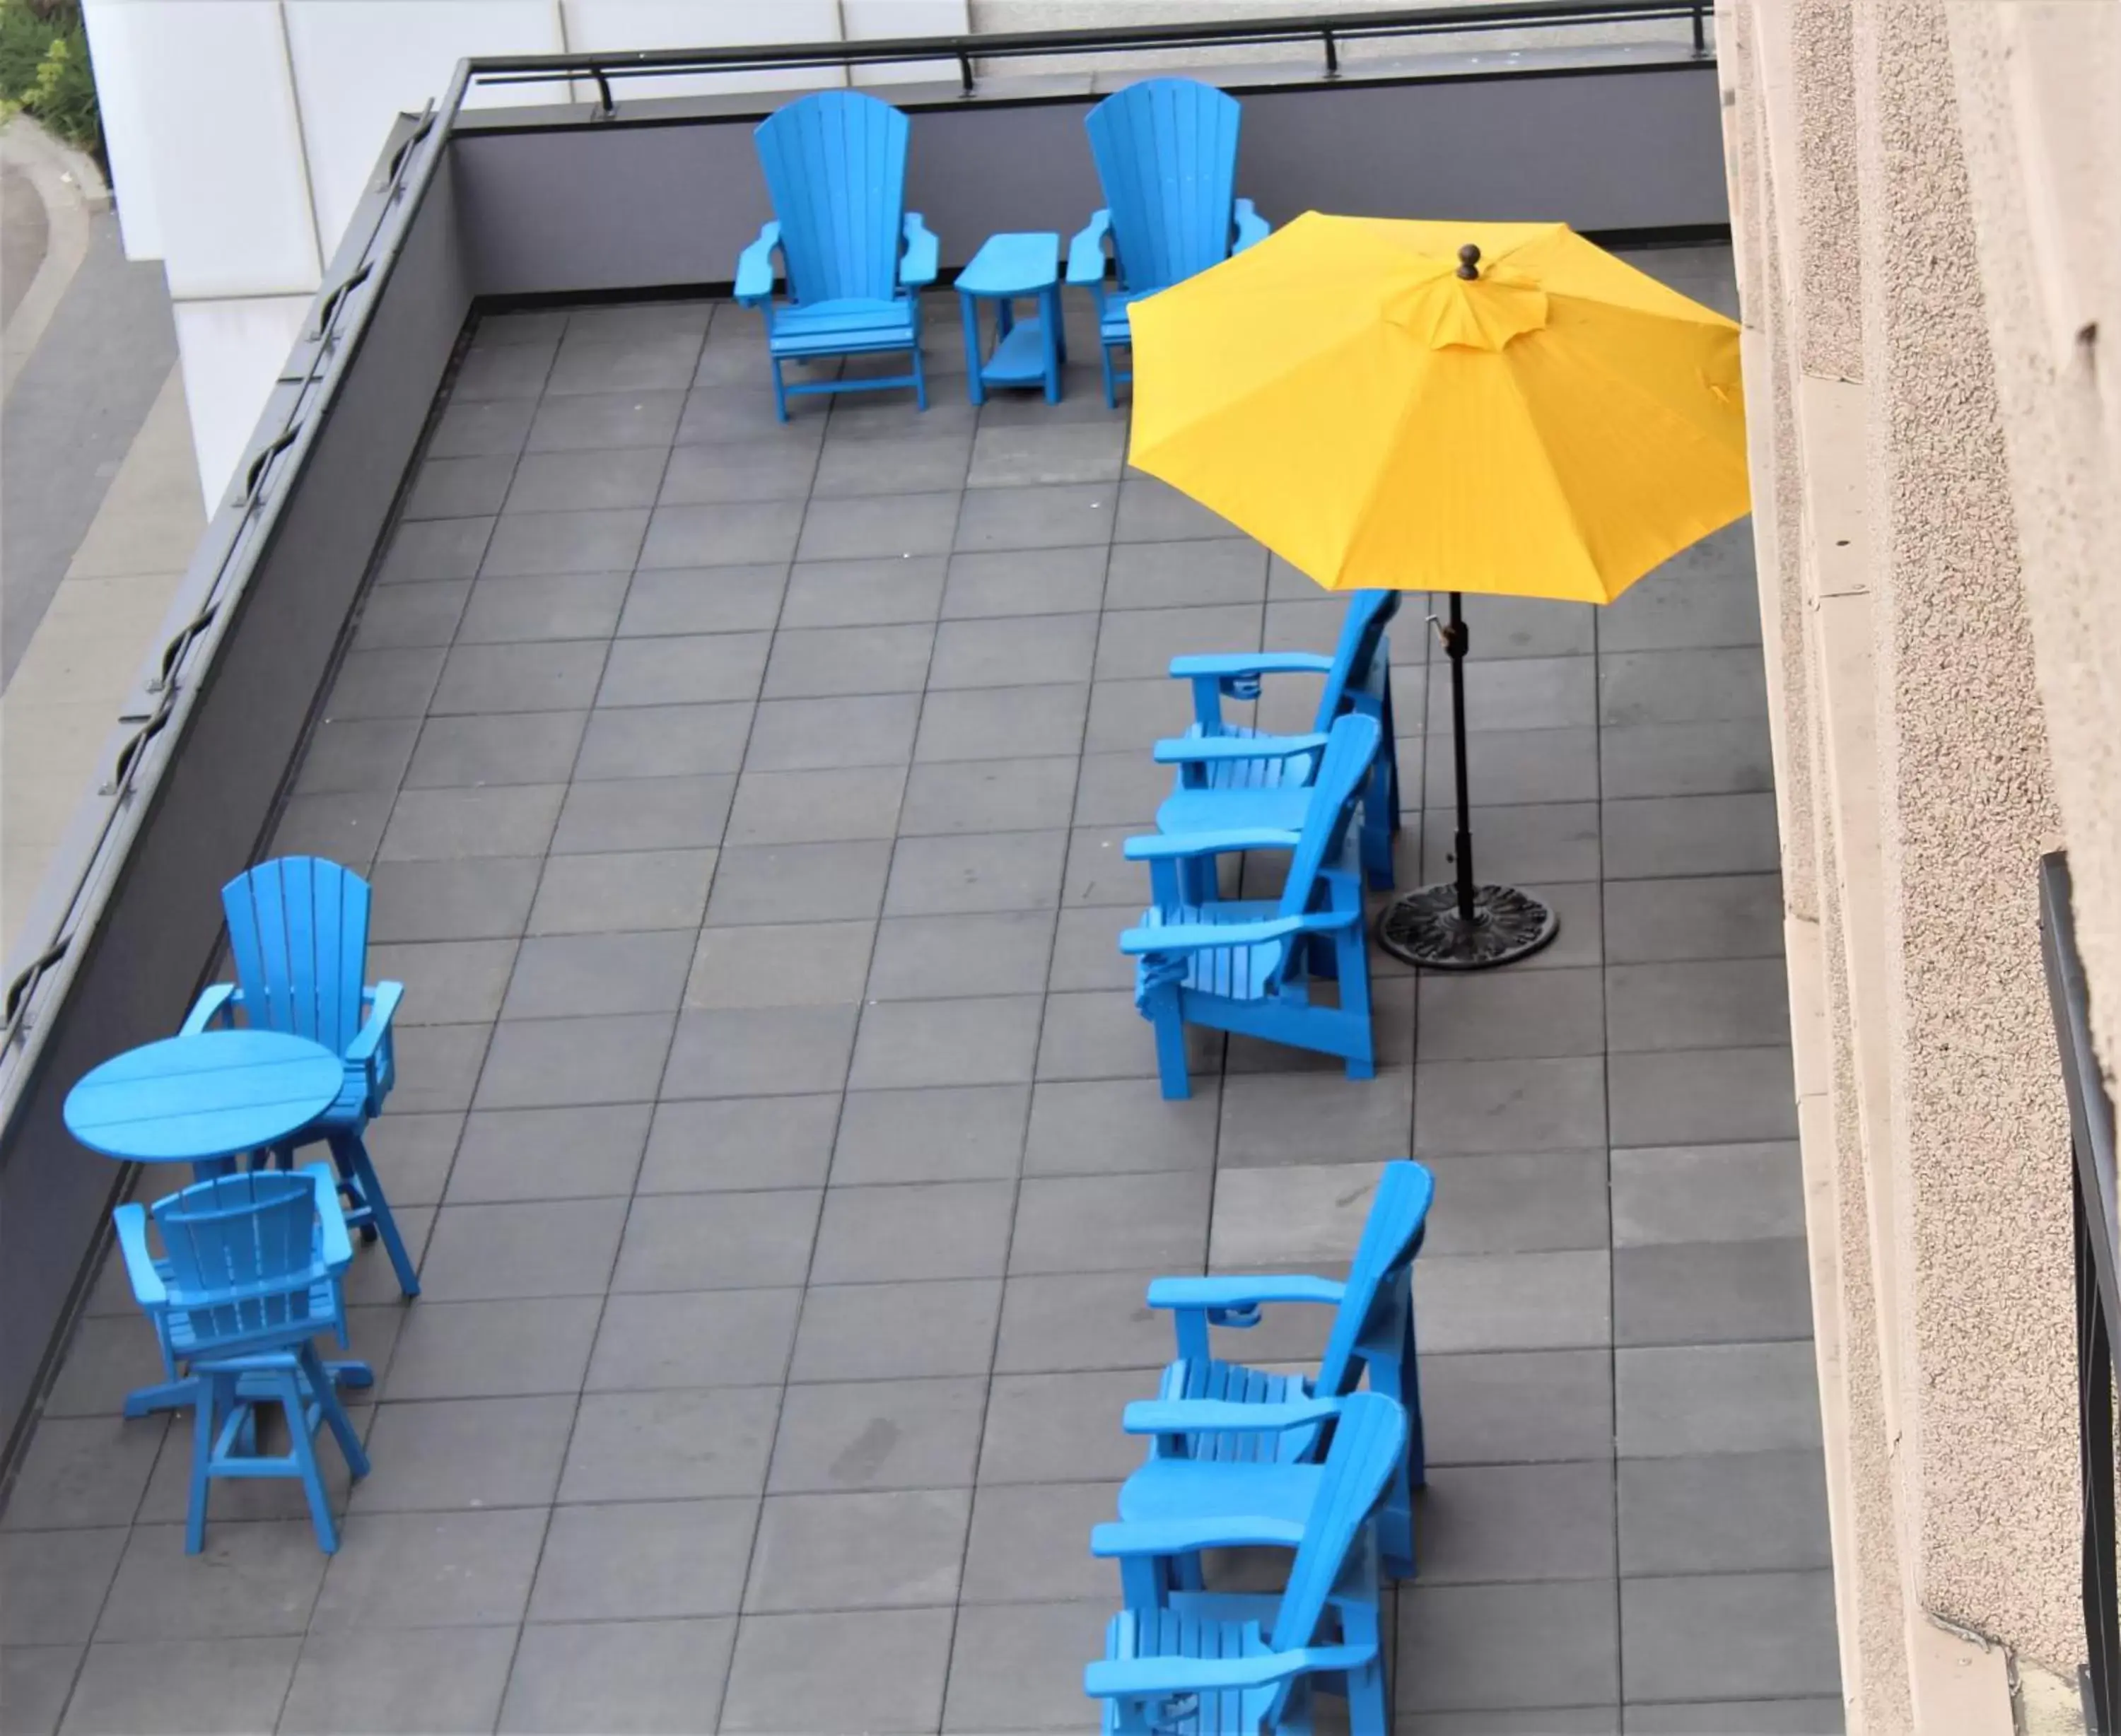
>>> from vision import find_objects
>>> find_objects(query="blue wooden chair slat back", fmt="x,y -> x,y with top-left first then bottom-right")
1086,78 -> 1241,293
755,90 -> 908,307
223,857 -> 370,1057
1313,590 -> 1400,729
152,1172 -> 325,1352
1274,712 -> 1381,922
1314,1161 -> 1435,1396
1266,1390 -> 1407,1670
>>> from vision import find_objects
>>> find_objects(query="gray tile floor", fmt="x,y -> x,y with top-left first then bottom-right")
0,247 -> 1845,1735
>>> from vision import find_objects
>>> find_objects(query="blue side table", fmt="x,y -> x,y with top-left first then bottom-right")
957,231 -> 1065,406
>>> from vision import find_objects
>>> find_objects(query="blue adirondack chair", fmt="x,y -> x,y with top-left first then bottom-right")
1123,713 -> 1381,1098
1118,1161 -> 1433,1590
1085,1390 -> 1406,1735
182,856 -> 419,1298
1066,78 -> 1272,407
114,1166 -> 370,1552
737,90 -> 940,421
1158,590 -> 1402,893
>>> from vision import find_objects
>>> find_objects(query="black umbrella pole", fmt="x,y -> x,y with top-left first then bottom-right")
1446,591 -> 1476,924
1374,589 -> 1560,970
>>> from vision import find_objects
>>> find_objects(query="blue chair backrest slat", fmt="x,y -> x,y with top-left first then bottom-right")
1266,1390 -> 1406,1673
1086,78 -> 1241,294
755,90 -> 908,307
1312,591 -> 1399,729
153,1172 -> 324,1353
1274,712 -> 1381,922
223,857 -> 370,1057
1314,1161 -> 1434,1395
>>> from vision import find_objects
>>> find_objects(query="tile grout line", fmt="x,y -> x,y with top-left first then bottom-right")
418,300 -> 582,1734
706,311 -> 869,1736
933,392 -> 1111,1736
443,298 -> 675,1732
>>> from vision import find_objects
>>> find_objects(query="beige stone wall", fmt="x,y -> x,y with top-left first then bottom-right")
1723,0 -> 2119,1718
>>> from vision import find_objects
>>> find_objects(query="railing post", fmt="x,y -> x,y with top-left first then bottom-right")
1323,25 -> 1340,77
1692,1 -> 1707,55
957,48 -> 975,98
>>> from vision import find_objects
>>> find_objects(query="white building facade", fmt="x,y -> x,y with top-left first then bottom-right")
81,0 -> 968,506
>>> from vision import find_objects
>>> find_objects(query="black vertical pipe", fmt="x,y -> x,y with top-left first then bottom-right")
2082,1177 -> 2120,1735
1446,590 -> 1476,923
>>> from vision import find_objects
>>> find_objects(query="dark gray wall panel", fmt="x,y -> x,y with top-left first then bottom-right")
457,64 -> 1725,296
0,163 -> 475,1459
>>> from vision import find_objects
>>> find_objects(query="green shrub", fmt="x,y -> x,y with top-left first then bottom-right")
0,1 -> 56,100
0,0 -> 98,157
27,28 -> 96,153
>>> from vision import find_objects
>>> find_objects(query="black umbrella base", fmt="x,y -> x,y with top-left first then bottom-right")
1377,883 -> 1558,971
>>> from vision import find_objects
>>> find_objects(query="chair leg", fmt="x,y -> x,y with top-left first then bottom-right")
300,1343 -> 370,1482
1362,803 -> 1395,893
1337,932 -> 1377,1081
332,1133 -> 420,1298
1118,1553 -> 1167,1612
274,1368 -> 340,1554
1149,998 -> 1191,1101
769,356 -> 790,423
185,1374 -> 222,1554
1381,675 -> 1403,834
912,342 -> 928,412
1346,1648 -> 1391,1736
1101,340 -> 1118,409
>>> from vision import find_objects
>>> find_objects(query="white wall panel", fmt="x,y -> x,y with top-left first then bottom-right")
122,1 -> 321,300
286,0 -> 564,260
80,1 -> 166,259
846,0 -> 969,86
560,0 -> 843,100
173,295 -> 312,507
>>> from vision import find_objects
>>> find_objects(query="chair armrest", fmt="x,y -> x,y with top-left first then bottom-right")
1087,1644 -> 1370,1701
1122,1397 -> 1342,1436
1169,652 -> 1334,681
900,213 -> 939,288
1146,1274 -> 1347,1313
346,982 -> 403,1067
180,985 -> 240,1036
1234,197 -> 1271,252
1089,1515 -> 1307,1558
1119,910 -> 1355,955
735,221 -> 783,305
303,1163 -> 355,1269
1152,732 -> 1327,766
1066,209 -> 1113,286
1123,830 -> 1300,862
111,1204 -> 167,1306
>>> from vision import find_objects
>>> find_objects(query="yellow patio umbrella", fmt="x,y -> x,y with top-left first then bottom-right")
1128,212 -> 1749,968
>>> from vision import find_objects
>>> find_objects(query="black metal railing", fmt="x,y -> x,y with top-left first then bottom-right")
2041,851 -> 2121,1734
460,0 -> 1713,115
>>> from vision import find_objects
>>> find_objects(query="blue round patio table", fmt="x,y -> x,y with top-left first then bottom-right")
66,1029 -> 343,1177
65,1029 -> 373,1417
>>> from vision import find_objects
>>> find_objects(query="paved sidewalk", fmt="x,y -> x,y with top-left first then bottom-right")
0,119 -> 199,964
0,247 -> 1842,1734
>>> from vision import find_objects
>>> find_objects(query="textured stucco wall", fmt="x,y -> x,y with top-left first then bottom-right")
1943,4 -> 2121,1123
1726,0 -> 2095,1698
1790,0 -> 1862,381
1853,0 -> 2075,1671
1818,761 -> 1913,1732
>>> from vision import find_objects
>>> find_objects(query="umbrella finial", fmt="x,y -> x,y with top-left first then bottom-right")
1456,244 -> 1482,280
